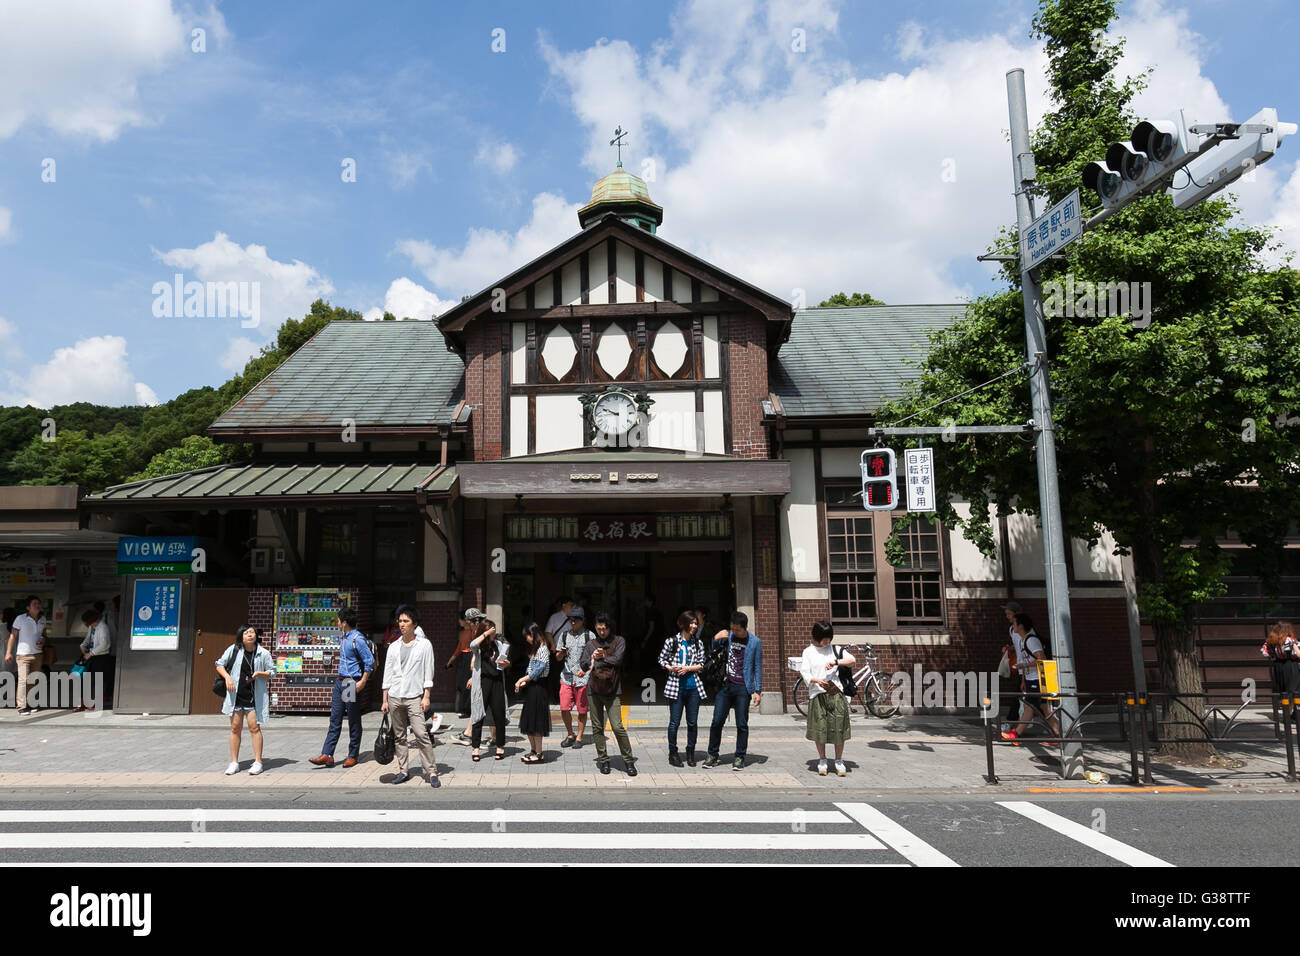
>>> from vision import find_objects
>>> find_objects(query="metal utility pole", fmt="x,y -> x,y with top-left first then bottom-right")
1007,67 -> 1082,777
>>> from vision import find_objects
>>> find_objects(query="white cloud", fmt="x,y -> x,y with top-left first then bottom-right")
476,141 -> 520,174
532,0 -> 1295,303
544,1 -> 1040,303
362,277 -> 454,322
135,382 -> 160,406
218,336 -> 262,372
0,335 -> 156,408
154,232 -> 334,333
0,205 -> 12,242
388,150 -> 432,189
0,0 -> 228,141
395,192 -> 580,297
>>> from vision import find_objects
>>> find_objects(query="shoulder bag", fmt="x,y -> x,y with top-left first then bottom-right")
213,645 -> 239,698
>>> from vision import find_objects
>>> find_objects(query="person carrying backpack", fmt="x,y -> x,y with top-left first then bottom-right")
659,610 -> 707,767
799,620 -> 854,776
1001,612 -> 1059,744
309,607 -> 374,768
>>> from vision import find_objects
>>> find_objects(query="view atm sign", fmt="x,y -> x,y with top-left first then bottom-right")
116,537 -> 198,575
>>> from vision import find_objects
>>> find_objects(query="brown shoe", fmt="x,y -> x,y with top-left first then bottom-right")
341,756 -> 358,768
308,755 -> 335,767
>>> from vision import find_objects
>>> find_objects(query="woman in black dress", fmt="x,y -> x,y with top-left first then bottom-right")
1262,621 -> 1300,723
514,623 -> 553,763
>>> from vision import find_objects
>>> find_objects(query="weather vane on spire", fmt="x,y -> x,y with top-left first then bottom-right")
610,126 -> 628,166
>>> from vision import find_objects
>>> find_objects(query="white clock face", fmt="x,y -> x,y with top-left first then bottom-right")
594,393 -> 638,435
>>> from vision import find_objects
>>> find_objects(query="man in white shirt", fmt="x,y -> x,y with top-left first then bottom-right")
381,606 -> 439,787
5,596 -> 47,714
544,597 -> 574,645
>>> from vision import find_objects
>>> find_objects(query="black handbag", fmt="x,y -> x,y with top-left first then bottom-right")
834,646 -> 857,699
212,646 -> 240,698
373,712 -> 396,765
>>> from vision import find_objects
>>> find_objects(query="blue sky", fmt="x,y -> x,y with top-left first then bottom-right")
1,0 -> 1296,407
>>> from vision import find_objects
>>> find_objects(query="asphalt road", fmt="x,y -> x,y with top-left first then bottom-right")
0,788 -> 1292,868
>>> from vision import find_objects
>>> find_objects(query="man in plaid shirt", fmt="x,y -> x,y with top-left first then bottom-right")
658,611 -> 708,767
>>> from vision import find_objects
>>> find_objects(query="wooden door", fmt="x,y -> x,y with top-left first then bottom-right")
190,588 -> 251,714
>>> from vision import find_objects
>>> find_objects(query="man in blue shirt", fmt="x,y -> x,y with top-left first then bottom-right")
310,607 -> 374,768
703,611 -> 762,771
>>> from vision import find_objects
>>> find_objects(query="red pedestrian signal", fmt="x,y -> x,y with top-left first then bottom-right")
860,449 -> 897,512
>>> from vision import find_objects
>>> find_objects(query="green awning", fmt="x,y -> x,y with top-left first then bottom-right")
85,462 -> 456,508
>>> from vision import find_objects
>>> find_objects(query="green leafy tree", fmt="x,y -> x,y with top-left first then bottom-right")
817,291 -> 886,307
878,0 -> 1300,761
130,435 -> 230,481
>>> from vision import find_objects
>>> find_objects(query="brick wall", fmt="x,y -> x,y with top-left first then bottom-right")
465,323 -> 503,461
725,314 -> 769,459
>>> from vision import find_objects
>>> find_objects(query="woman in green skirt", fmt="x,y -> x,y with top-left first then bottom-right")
799,620 -> 855,776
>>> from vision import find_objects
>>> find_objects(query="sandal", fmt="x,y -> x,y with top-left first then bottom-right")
494,750 -> 505,760
472,750 -> 481,762
521,752 -> 540,764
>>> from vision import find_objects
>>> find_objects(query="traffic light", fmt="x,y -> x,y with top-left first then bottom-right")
1170,107 -> 1297,209
1080,107 -> 1295,214
1080,110 -> 1197,211
860,448 -> 897,512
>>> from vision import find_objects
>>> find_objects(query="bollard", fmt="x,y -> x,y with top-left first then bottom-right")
1283,698 -> 1297,783
1125,696 -> 1140,787
1137,697 -> 1154,784
983,697 -> 999,785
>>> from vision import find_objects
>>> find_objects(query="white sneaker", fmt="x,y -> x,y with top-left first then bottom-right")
249,762 -> 264,775
224,762 -> 240,775
817,760 -> 828,776
835,760 -> 847,777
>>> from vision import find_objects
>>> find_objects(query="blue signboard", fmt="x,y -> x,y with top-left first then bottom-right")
117,537 -> 197,564
1020,188 -> 1082,269
130,578 -> 182,650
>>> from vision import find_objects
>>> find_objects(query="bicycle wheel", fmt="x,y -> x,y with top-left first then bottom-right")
866,673 -> 900,719
793,677 -> 810,717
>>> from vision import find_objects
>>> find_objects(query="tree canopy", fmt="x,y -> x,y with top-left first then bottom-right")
817,291 -> 886,307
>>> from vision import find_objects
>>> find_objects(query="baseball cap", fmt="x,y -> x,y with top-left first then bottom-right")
568,607 -> 586,619
1001,601 -> 1023,613
464,608 -> 485,621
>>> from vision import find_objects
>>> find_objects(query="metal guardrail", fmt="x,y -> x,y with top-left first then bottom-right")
980,690 -> 1299,785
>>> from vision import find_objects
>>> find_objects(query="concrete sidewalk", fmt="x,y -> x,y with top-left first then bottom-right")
0,705 -> 1295,792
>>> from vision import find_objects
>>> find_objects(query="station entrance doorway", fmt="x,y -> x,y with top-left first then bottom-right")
502,549 -> 734,695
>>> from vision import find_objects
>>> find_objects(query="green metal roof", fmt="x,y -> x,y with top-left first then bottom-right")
771,305 -> 966,417
208,321 -> 465,434
86,462 -> 456,505
578,165 -> 661,214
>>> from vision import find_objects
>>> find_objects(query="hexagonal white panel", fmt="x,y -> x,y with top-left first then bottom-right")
595,323 -> 632,378
651,321 -> 689,376
541,326 -> 577,379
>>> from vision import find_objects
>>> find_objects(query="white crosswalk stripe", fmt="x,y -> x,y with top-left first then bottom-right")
997,801 -> 1174,867
0,806 -> 916,864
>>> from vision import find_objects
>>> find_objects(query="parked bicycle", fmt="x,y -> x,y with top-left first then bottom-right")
789,644 -> 900,719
